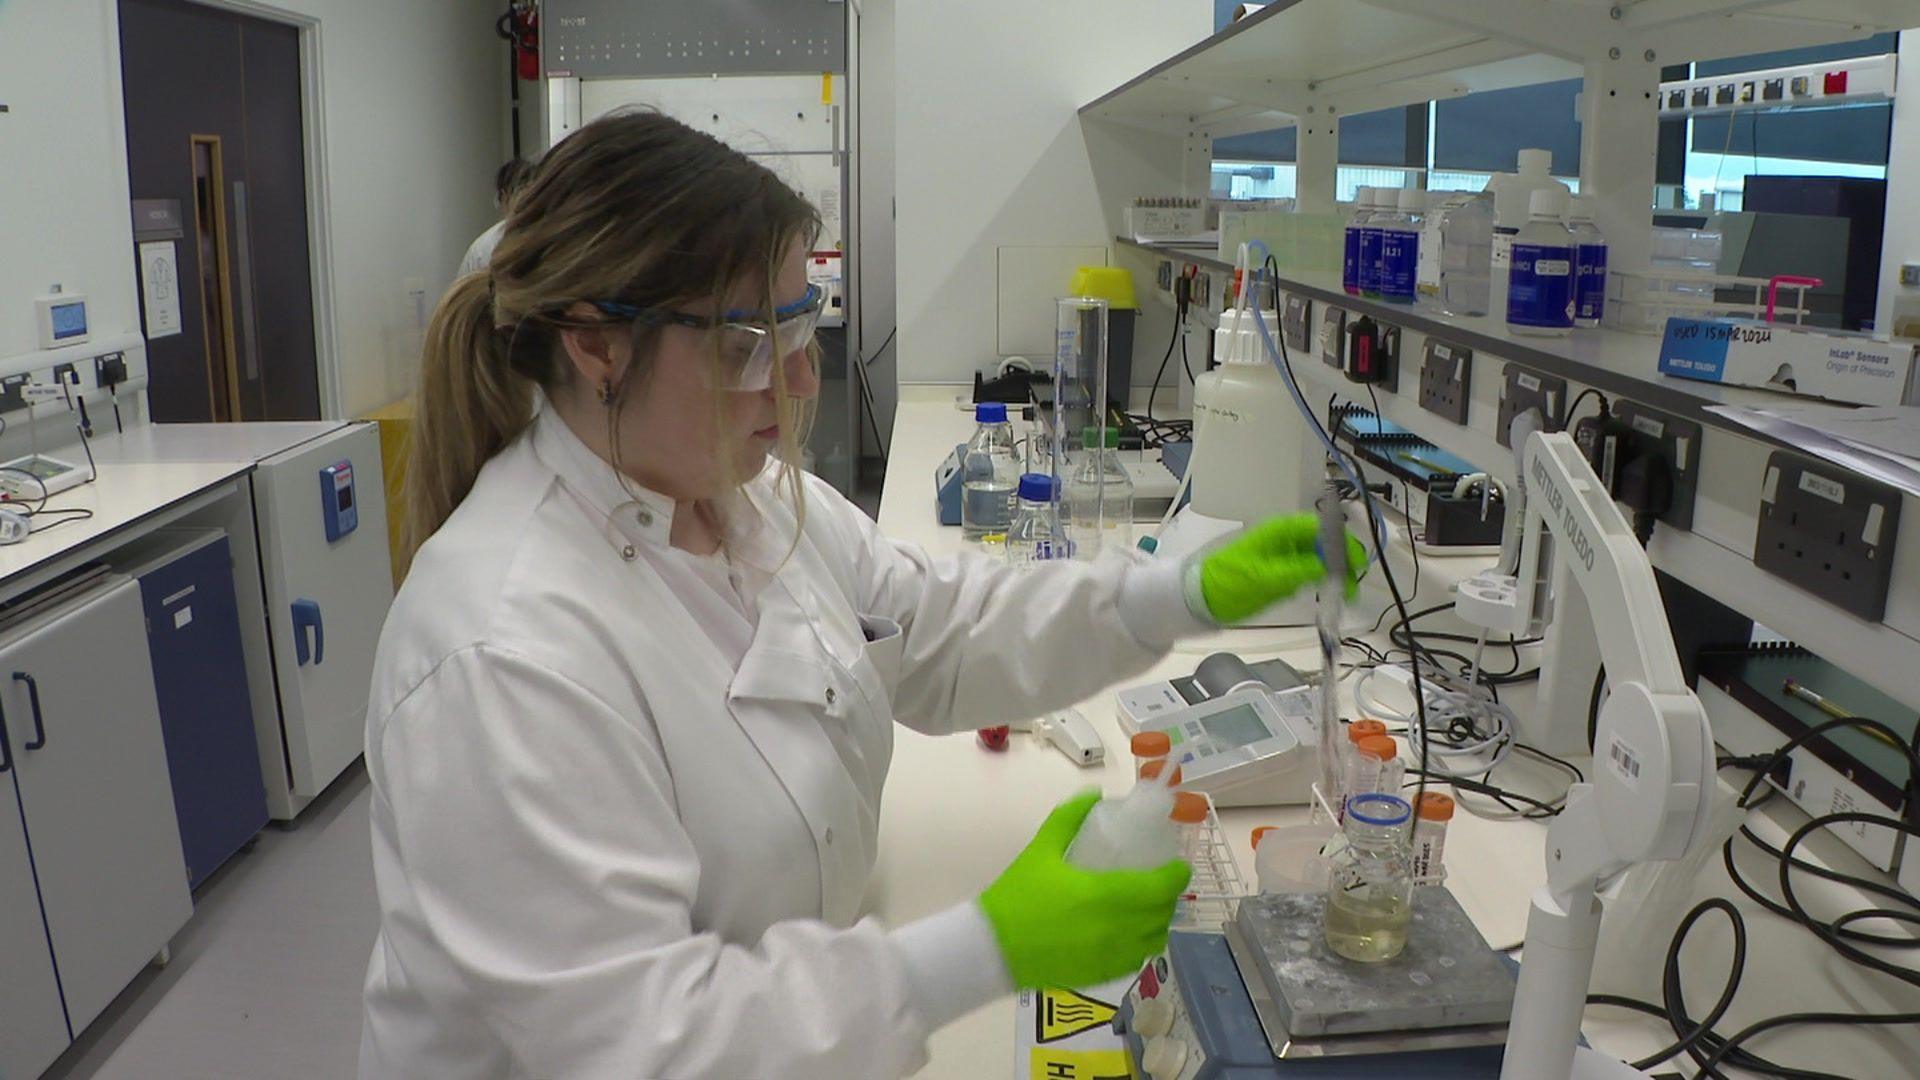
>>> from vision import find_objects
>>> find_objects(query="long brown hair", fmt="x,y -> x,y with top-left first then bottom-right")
404,109 -> 822,564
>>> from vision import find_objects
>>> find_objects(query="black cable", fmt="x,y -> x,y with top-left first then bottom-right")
1693,1008 -> 1920,1079
1257,264 -> 1431,833
1567,386 -> 1609,425
1144,298 -> 1185,422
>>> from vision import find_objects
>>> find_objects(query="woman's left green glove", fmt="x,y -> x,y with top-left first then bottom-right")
1190,512 -> 1367,625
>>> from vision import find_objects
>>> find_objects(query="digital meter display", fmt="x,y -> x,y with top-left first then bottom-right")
50,301 -> 88,341
1199,704 -> 1272,749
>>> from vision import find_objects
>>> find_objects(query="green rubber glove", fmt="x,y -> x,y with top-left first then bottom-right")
1194,512 -> 1368,625
978,790 -> 1192,990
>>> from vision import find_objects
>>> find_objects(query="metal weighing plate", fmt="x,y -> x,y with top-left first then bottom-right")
1228,889 -> 1515,1058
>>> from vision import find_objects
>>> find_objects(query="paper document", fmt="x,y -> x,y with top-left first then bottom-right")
1707,403 -> 1920,498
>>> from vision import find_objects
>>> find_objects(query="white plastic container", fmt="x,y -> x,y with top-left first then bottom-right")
1418,191 -> 1494,317
1252,823 -> 1337,894
1068,767 -> 1182,871
1506,187 -> 1576,338
1185,305 -> 1307,525
1487,148 -> 1570,272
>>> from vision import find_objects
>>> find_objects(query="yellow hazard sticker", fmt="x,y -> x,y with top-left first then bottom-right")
1036,987 -> 1119,1043
1028,1046 -> 1136,1080
821,72 -> 833,104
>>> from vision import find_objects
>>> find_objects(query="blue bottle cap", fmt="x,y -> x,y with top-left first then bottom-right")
1018,473 -> 1058,502
975,402 -> 1008,423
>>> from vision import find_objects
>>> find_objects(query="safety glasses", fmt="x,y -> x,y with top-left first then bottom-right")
589,283 -> 825,392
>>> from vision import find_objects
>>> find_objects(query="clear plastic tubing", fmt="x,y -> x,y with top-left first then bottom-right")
1411,792 -> 1455,880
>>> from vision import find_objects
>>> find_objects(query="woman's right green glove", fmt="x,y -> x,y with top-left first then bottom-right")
977,790 -> 1191,990
1190,512 -> 1369,626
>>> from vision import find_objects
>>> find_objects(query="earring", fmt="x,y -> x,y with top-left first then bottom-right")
597,379 -> 616,405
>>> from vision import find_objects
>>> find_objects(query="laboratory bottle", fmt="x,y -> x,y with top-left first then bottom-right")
1006,473 -> 1067,567
1323,793 -> 1415,962
960,402 -> 1019,542
1131,730 -> 1172,778
1342,187 -> 1378,296
1184,305 -> 1308,526
1356,188 -> 1391,299
1410,792 -> 1455,881
1568,196 -> 1609,329
1066,757 -> 1184,871
1171,791 -> 1209,863
1486,148 -> 1569,271
1418,191 -> 1494,318
1066,425 -> 1134,558
1376,189 -> 1423,304
1340,734 -> 1403,820
1506,187 -> 1576,338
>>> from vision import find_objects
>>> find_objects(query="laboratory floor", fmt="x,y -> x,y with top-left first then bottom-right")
44,766 -> 376,1080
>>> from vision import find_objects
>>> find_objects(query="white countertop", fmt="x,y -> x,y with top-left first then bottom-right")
83,420 -> 354,466
877,386 -> 1920,1080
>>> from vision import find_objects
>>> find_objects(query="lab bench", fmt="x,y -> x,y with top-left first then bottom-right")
0,420 -> 392,1080
876,387 -> 1919,1080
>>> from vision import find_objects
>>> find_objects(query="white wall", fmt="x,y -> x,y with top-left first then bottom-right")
893,0 -> 1210,385
0,0 -> 501,418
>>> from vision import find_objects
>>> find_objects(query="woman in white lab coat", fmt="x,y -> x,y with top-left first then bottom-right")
362,110 -> 1349,1079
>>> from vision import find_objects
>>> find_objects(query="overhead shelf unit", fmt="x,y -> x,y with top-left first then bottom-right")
1080,0 -> 1920,266
1083,2 -> 1920,725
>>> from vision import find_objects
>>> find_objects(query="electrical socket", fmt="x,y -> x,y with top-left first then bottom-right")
95,352 -> 128,389
1614,400 -> 1703,531
1282,293 -> 1312,353
1755,452 -> 1901,621
52,362 -> 77,388
1496,365 -> 1568,448
1418,338 -> 1472,424
1344,317 -> 1400,391
0,375 -> 27,413
1320,306 -> 1346,368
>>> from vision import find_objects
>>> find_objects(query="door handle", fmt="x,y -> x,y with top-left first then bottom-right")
12,673 -> 44,751
292,598 -> 325,666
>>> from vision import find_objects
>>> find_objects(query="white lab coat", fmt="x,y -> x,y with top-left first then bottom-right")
458,220 -> 506,276
360,408 -> 1204,1079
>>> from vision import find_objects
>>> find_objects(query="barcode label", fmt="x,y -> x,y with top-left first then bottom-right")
1608,735 -> 1643,788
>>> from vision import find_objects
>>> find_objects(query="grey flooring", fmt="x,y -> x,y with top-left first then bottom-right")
45,765 -> 375,1080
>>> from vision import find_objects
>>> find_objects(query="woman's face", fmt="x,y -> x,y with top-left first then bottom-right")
580,244 -> 820,502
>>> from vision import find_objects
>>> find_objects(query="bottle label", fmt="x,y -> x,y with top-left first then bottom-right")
1344,225 -> 1364,295
1507,242 -> 1574,328
1379,229 -> 1419,301
1576,242 -> 1608,321
1416,216 -> 1445,298
1357,227 -> 1384,294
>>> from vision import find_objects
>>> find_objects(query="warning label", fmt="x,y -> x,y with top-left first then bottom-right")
1036,988 -> 1119,1044
1027,1047 -> 1135,1080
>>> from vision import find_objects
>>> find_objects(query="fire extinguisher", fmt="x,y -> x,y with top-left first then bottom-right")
498,3 -> 539,81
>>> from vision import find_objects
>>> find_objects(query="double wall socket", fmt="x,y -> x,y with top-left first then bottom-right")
1282,293 -> 1312,353
1755,451 -> 1901,622
1418,339 -> 1472,425
1613,401 -> 1703,531
1496,364 -> 1568,448
1320,306 -> 1346,369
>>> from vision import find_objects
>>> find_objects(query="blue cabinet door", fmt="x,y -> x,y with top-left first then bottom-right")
137,536 -> 269,889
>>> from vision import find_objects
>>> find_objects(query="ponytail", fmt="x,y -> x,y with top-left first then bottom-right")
403,273 -> 533,565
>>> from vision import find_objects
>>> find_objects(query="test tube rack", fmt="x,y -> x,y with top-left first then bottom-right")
1173,790 -> 1249,932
